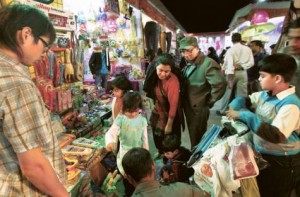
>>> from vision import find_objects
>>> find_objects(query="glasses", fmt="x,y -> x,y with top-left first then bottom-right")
180,47 -> 195,54
39,37 -> 50,52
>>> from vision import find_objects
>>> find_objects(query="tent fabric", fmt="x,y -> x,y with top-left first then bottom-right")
229,2 -> 290,30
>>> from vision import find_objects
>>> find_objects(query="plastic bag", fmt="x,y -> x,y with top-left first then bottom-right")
192,142 -> 240,197
229,141 -> 259,180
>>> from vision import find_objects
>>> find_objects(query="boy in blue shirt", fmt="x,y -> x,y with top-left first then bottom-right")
227,53 -> 300,197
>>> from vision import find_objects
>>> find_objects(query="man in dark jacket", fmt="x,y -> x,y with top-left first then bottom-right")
179,36 -> 226,147
88,45 -> 110,89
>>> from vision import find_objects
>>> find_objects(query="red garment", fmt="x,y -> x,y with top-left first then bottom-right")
154,73 -> 180,129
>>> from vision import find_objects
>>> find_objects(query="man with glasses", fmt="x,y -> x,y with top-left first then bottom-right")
0,3 -> 68,196
179,36 -> 226,147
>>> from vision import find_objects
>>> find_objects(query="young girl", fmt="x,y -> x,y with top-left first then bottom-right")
110,74 -> 133,121
105,91 -> 149,196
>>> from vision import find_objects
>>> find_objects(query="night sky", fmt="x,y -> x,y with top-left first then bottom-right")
160,0 -> 255,33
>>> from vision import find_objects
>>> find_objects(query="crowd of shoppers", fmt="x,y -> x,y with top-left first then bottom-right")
1,2 -> 300,197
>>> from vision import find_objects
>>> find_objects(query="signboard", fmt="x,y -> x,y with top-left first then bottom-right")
104,0 -> 120,16
22,0 -> 75,31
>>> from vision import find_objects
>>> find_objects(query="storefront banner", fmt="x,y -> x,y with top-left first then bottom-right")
21,0 -> 75,31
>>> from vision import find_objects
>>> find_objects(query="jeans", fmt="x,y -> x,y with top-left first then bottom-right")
94,73 -> 107,89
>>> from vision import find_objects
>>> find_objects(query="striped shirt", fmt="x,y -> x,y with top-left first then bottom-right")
0,52 -> 67,196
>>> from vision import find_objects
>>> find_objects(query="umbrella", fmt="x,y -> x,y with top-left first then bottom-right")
240,23 -> 276,38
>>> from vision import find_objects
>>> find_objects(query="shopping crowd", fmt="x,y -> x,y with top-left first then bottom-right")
0,2 -> 300,197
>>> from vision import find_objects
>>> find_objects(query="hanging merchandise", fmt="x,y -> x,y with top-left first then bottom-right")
104,0 -> 119,17
64,48 -> 75,83
71,31 -> 84,82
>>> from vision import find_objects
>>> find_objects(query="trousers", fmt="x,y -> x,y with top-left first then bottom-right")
144,21 -> 160,54
257,153 -> 300,197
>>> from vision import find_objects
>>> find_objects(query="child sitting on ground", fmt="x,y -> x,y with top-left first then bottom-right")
160,134 -> 194,184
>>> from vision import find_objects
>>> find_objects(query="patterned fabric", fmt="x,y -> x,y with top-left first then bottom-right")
0,52 -> 67,196
105,114 -> 148,175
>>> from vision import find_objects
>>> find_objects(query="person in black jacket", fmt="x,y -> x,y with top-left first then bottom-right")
207,46 -> 220,64
88,45 -> 110,89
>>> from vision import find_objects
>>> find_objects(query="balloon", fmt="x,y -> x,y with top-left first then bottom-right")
251,10 -> 269,24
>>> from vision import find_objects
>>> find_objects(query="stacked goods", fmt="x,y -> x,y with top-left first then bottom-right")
101,170 -> 122,192
72,137 -> 102,149
62,145 -> 93,162
64,157 -> 81,185
57,133 -> 76,148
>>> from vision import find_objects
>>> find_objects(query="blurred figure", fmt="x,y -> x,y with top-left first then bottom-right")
270,44 -> 276,55
283,17 -> 300,97
247,40 -> 267,94
207,46 -> 220,64
89,45 -> 110,89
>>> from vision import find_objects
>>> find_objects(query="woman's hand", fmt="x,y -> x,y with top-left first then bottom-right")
164,124 -> 172,134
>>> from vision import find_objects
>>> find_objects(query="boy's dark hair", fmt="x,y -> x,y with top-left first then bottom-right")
259,53 -> 297,82
231,33 -> 242,43
0,3 -> 56,59
162,134 -> 181,152
122,148 -> 153,182
110,74 -> 133,93
122,91 -> 142,112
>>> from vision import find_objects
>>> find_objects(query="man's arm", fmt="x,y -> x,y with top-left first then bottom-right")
206,62 -> 227,106
227,109 -> 286,143
17,148 -> 68,197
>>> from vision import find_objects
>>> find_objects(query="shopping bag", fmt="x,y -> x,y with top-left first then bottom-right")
229,141 -> 259,180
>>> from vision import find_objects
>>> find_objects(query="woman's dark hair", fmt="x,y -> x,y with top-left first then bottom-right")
207,47 -> 220,64
122,90 -> 142,112
259,53 -> 297,82
0,3 -> 56,58
208,47 -> 217,54
162,134 -> 181,152
143,53 -> 182,100
156,53 -> 175,68
110,74 -> 133,93
122,148 -> 153,182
